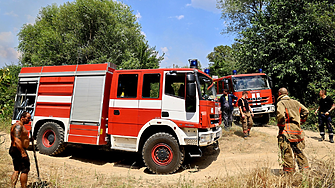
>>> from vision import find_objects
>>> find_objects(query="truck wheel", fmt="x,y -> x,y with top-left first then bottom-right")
142,132 -> 184,174
36,122 -> 66,155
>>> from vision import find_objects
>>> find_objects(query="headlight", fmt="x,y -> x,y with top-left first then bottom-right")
199,134 -> 212,143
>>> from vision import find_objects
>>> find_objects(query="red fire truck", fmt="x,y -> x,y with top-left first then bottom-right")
12,62 -> 221,174
214,70 -> 275,124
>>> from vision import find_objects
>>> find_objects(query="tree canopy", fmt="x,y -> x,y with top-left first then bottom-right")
235,0 -> 335,103
18,0 -> 163,69
217,0 -> 268,34
210,0 -> 335,104
207,45 -> 239,77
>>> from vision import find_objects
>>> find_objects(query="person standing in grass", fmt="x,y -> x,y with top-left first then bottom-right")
9,111 -> 31,188
238,91 -> 254,138
314,89 -> 335,143
277,88 -> 309,173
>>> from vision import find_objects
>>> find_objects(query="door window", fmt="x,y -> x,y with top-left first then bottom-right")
117,74 -> 138,98
142,74 -> 160,98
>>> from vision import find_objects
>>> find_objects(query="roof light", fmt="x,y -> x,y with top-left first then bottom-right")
204,69 -> 210,75
189,59 -> 198,69
259,68 -> 263,73
233,70 -> 237,75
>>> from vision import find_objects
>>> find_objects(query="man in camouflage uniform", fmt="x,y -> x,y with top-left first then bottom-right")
277,88 -> 309,173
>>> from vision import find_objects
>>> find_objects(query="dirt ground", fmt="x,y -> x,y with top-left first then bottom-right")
1,124 -> 335,187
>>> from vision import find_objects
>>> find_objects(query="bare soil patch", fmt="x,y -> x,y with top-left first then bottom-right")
1,124 -> 334,187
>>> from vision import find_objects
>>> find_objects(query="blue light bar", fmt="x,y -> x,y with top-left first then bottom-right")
233,70 -> 237,75
259,68 -> 263,73
204,69 -> 210,75
189,59 -> 198,69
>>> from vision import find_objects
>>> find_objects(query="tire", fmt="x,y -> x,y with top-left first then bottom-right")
142,132 -> 184,174
36,122 -> 66,155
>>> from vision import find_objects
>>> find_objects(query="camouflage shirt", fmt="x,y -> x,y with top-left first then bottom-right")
276,95 -> 309,142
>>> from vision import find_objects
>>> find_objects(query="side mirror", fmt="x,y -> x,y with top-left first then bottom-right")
186,83 -> 196,97
187,73 -> 196,82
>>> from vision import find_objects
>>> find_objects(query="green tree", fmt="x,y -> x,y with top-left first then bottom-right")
18,0 -> 163,69
207,45 -> 240,77
0,65 -> 21,120
216,0 -> 269,33
235,0 -> 335,104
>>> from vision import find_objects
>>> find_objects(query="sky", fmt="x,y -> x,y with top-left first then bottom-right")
0,0 -> 236,69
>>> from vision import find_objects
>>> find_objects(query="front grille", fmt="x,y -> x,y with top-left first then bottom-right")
210,114 -> 220,118
184,138 -> 198,145
211,119 -> 220,124
247,97 -> 269,105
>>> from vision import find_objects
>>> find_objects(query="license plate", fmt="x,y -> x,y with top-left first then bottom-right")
253,107 -> 263,112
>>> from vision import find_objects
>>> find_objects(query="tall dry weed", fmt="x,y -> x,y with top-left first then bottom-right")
203,156 -> 335,188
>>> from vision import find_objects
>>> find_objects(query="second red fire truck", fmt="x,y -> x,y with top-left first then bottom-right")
214,70 -> 275,124
13,61 -> 221,174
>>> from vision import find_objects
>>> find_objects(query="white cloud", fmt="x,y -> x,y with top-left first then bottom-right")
176,15 -> 184,20
169,15 -> 185,20
5,11 -> 18,17
0,32 -> 14,44
135,10 -> 142,20
141,31 -> 146,37
0,32 -> 20,64
26,14 -> 35,25
186,0 -> 220,13
0,46 -> 20,60
161,47 -> 169,54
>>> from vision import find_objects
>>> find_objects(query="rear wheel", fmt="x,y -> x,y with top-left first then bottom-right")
142,132 -> 184,174
36,122 -> 66,155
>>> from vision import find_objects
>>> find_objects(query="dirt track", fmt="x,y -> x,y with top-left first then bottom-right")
2,124 -> 335,187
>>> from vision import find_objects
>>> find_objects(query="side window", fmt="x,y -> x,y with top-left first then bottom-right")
165,73 -> 185,98
142,74 -> 160,98
117,74 -> 138,98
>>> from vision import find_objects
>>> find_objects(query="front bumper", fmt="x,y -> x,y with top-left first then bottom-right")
198,127 -> 222,146
232,104 -> 275,116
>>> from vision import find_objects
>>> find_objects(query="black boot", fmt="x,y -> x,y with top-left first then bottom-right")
319,135 -> 325,141
330,135 -> 334,143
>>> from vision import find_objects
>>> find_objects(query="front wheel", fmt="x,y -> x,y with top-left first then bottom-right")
36,122 -> 66,155
142,132 -> 184,174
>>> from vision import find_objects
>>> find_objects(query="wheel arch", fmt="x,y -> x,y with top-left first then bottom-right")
33,119 -> 65,140
137,120 -> 187,152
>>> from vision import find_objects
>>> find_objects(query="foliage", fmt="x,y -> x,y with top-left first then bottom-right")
0,65 -> 21,121
234,0 -> 335,105
207,44 -> 241,77
216,0 -> 269,34
18,0 -> 163,69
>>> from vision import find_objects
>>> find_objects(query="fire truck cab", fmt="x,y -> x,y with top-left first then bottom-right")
13,62 -> 221,174
215,71 -> 275,124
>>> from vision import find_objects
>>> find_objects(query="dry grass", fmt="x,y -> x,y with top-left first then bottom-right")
202,157 -> 335,188
0,136 -> 12,188
1,120 -> 334,187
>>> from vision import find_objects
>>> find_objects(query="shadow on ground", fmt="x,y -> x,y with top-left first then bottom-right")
29,143 -> 220,175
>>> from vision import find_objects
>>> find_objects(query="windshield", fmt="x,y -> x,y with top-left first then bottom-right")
197,73 -> 216,100
233,75 -> 270,91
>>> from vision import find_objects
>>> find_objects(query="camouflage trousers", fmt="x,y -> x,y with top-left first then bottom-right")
241,111 -> 253,136
278,135 -> 309,172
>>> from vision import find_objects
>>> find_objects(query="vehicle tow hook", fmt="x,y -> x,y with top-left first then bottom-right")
213,141 -> 219,151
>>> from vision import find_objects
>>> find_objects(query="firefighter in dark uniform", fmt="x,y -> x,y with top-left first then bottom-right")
238,91 -> 254,138
220,89 -> 238,129
314,89 -> 335,143
277,88 -> 309,173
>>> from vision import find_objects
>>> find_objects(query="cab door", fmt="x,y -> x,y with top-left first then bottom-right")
109,72 -> 140,137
